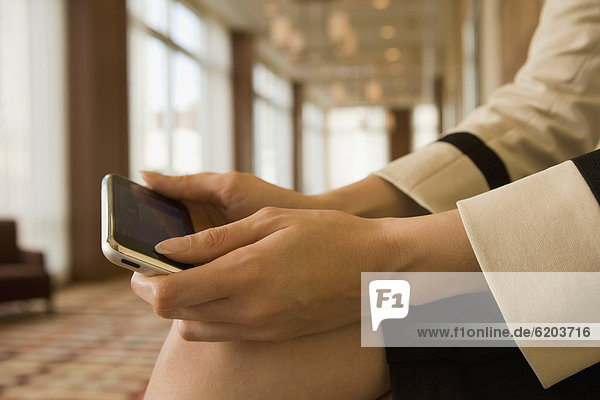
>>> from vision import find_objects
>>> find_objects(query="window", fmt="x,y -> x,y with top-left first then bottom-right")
462,0 -> 481,116
327,107 -> 389,189
412,104 -> 439,150
302,103 -> 326,194
128,0 -> 233,182
253,63 -> 294,189
0,0 -> 68,281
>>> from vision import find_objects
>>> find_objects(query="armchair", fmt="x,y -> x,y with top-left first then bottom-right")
0,220 -> 52,310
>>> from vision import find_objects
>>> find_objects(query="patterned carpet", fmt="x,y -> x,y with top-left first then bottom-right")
0,278 -> 171,400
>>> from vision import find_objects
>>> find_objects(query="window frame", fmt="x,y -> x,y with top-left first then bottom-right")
127,0 -> 212,175
251,61 -> 294,188
301,101 -> 327,194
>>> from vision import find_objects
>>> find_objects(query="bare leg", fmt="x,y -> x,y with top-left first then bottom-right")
144,322 -> 390,400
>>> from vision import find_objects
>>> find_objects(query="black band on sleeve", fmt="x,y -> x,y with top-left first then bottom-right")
572,149 -> 600,206
438,132 -> 511,189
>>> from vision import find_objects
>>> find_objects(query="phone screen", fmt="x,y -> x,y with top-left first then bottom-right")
111,175 -> 196,269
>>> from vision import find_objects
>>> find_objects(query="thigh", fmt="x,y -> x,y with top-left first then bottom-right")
144,322 -> 389,400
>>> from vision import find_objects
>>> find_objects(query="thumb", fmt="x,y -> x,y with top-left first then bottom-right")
154,209 -> 282,264
140,171 -> 222,202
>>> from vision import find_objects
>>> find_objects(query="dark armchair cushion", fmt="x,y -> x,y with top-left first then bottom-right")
0,220 -> 19,263
0,263 -> 51,303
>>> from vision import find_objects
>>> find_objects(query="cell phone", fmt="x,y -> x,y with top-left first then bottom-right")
101,173 -> 196,275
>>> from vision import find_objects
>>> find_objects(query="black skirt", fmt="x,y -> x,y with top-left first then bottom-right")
383,293 -> 599,399
386,347 -> 600,400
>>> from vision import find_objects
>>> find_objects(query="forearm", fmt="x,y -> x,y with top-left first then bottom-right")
371,209 -> 480,274
392,209 -> 480,273
374,209 -> 485,305
312,175 -> 429,218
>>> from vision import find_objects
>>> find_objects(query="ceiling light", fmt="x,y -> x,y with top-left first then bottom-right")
379,25 -> 396,40
384,47 -> 402,62
372,0 -> 390,10
337,30 -> 358,58
330,82 -> 347,104
328,9 -> 351,44
270,16 -> 293,48
365,79 -> 383,103
263,3 -> 278,18
288,30 -> 306,56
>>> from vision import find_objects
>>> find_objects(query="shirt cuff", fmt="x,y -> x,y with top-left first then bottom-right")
374,135 -> 499,213
457,160 -> 600,387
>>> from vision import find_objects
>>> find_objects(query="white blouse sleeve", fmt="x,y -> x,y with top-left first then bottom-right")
458,151 -> 600,388
375,0 -> 600,213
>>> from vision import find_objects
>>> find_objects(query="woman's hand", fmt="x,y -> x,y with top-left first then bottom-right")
141,171 -> 318,231
140,171 -> 429,232
131,207 -> 403,342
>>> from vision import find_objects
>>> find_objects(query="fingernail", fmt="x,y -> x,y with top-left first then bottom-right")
155,236 -> 190,254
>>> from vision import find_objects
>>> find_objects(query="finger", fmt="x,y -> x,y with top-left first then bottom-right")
130,254 -> 237,311
185,202 -> 225,232
140,171 -> 222,202
175,320 -> 275,342
154,208 -> 284,264
176,320 -> 247,342
152,298 -> 245,323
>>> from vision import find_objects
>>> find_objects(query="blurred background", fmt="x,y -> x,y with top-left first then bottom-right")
0,0 -> 543,397
0,0 -> 545,285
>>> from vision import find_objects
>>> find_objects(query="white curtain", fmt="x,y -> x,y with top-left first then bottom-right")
327,107 -> 389,189
252,63 -> 294,189
0,0 -> 68,283
302,102 -> 326,195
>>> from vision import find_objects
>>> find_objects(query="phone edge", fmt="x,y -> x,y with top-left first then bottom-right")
101,173 -> 183,276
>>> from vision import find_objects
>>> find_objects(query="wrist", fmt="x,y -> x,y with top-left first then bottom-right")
309,190 -> 355,214
311,175 -> 430,218
370,217 -> 416,273
379,210 -> 481,273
